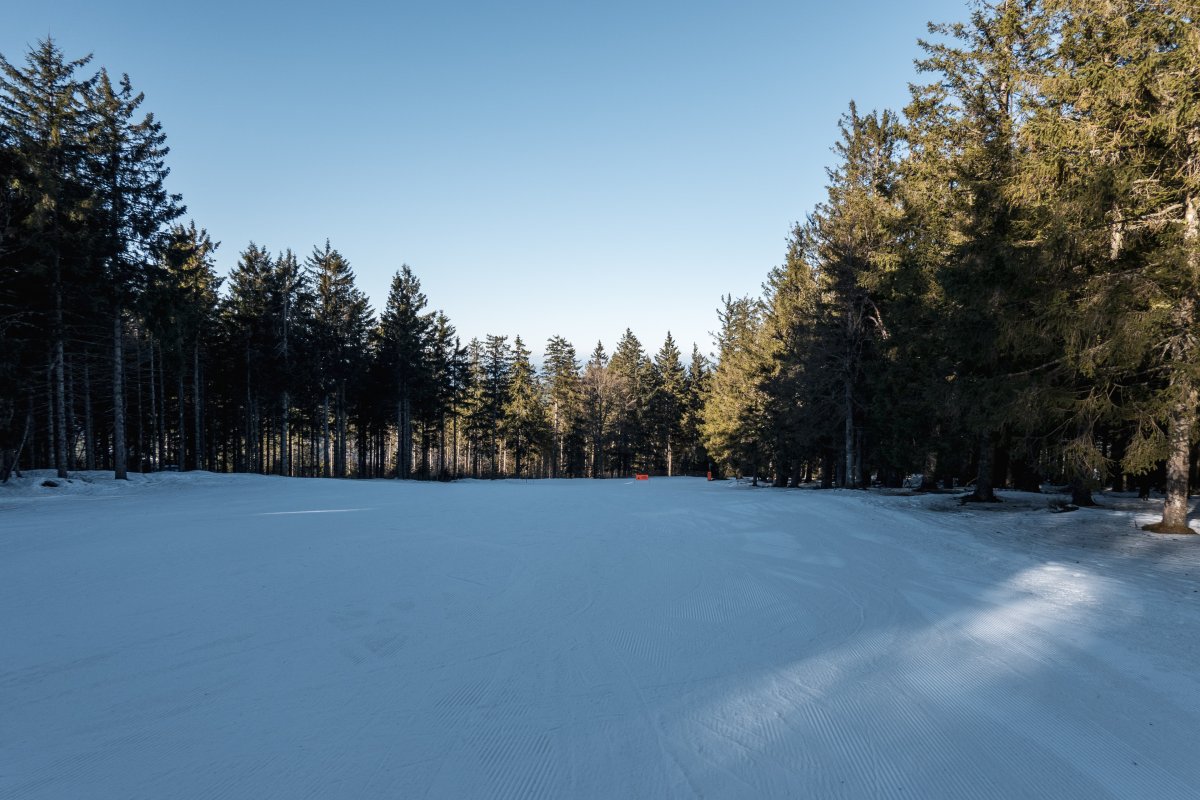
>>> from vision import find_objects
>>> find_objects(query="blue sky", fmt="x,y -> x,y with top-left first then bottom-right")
3,0 -> 967,360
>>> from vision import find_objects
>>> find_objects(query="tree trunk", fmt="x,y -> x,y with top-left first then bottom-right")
178,371 -> 186,470
113,308 -> 128,480
193,341 -> 203,471
919,449 -> 939,492
970,431 -> 997,502
158,344 -> 167,468
1145,383 -> 1197,533
322,393 -> 331,478
1109,430 -> 1127,492
148,343 -> 158,469
2,402 -> 33,483
843,375 -> 855,488
1146,179 -> 1199,531
136,335 -> 145,471
53,339 -> 67,479
854,427 -> 865,488
396,392 -> 411,479
280,390 -> 290,477
83,359 -> 95,471
337,383 -> 347,478
1070,480 -> 1096,507
244,382 -> 253,473
66,355 -> 77,470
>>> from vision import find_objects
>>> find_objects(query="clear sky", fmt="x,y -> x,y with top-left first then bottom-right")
3,0 -> 968,361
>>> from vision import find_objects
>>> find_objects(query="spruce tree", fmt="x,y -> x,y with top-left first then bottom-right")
609,329 -> 649,475
1030,0 -> 1200,531
479,334 -> 512,477
680,344 -> 711,477
543,335 -> 582,478
760,226 -> 823,486
86,67 -> 184,478
145,222 -> 220,470
581,342 -> 616,477
308,241 -> 372,477
379,266 -> 433,479
502,336 -> 548,478
701,296 -> 768,482
910,0 -> 1046,501
221,243 -> 275,472
649,332 -> 687,476
0,39 -> 94,479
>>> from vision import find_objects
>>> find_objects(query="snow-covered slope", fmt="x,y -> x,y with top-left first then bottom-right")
3,474 -> 1198,799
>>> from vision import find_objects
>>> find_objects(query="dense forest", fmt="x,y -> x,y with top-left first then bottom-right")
2,1 -> 1198,532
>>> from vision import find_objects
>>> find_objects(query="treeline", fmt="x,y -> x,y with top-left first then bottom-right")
4,2 -> 1199,533
700,1 -> 1199,532
0,40 -> 712,483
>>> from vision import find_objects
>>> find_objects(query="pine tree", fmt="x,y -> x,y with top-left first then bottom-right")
268,249 -> 310,476
543,335 -> 582,478
581,342 -> 617,477
910,0 -> 1046,501
0,39 -> 95,479
479,335 -> 513,477
222,243 -> 276,473
308,241 -> 372,477
1029,0 -> 1200,531
701,296 -> 768,482
502,336 -> 548,478
680,344 -> 711,476
145,222 -> 220,470
609,329 -> 649,475
648,333 -> 687,475
86,67 -> 184,478
378,265 -> 433,479
423,311 -> 466,478
760,226 -> 823,486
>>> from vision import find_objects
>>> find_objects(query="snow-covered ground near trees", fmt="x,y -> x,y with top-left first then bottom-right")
3,472 -> 1199,799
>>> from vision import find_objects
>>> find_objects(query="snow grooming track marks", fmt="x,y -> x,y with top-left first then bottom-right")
4,474 -> 1200,799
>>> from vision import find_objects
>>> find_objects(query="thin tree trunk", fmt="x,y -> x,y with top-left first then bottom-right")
280,390 -> 289,476
157,343 -> 167,468
66,355 -> 77,470
148,342 -> 158,469
970,431 -> 997,502
322,393 -> 331,478
53,342 -> 67,478
397,391 -> 411,479
843,375 -> 855,488
178,370 -> 186,470
855,427 -> 865,488
337,383 -> 347,477
113,308 -> 128,480
194,341 -> 203,471
83,359 -> 95,471
46,360 -> 57,473
49,254 -> 68,479
136,334 -> 145,471
4,401 -> 33,482
919,448 -> 939,492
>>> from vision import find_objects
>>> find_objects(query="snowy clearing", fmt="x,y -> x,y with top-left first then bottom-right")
3,473 -> 1199,799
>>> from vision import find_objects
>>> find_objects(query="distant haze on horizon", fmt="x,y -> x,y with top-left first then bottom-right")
3,0 -> 968,360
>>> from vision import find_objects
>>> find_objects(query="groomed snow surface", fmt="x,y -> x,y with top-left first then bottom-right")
3,473 -> 1199,799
